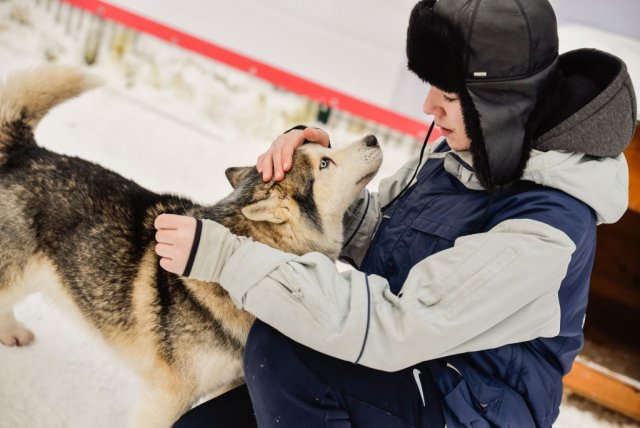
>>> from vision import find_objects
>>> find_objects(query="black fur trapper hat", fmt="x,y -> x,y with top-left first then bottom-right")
407,0 -> 559,191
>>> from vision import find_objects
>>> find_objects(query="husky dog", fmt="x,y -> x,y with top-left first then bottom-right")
0,65 -> 383,427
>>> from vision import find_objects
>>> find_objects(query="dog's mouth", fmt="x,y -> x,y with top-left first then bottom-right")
356,171 -> 377,186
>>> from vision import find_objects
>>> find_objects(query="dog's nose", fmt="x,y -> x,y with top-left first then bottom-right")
364,135 -> 378,147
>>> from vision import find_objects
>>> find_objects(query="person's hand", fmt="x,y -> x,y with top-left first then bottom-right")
257,127 -> 330,182
154,213 -> 197,275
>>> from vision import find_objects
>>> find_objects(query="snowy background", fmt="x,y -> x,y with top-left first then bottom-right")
0,0 -> 639,427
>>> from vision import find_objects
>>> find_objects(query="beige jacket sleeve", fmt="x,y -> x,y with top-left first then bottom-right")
188,217 -> 575,372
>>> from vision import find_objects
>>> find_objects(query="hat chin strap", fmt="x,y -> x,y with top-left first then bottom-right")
381,121 -> 436,211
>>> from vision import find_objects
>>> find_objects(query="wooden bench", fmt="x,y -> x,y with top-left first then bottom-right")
563,123 -> 640,421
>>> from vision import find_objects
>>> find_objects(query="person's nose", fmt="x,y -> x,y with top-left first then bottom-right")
422,88 -> 442,118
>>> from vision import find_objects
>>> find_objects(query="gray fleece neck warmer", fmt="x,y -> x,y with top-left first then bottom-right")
407,0 -> 559,191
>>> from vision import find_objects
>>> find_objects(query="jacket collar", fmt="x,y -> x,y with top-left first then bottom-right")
439,144 -> 628,224
443,150 -> 485,191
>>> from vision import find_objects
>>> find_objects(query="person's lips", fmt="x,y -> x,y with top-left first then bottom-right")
436,125 -> 453,136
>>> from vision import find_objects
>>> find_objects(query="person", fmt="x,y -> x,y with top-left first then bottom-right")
154,0 -> 637,426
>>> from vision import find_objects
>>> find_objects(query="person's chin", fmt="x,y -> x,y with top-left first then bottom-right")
447,140 -> 463,151
447,136 -> 471,152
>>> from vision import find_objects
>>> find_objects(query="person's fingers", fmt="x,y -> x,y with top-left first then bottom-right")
259,147 -> 275,182
258,129 -> 324,181
159,257 -> 179,274
272,144 -> 284,181
154,213 -> 175,230
155,229 -> 173,244
154,243 -> 174,259
260,153 -> 274,182
256,153 -> 265,173
274,130 -> 308,177
154,213 -> 189,230
155,214 -> 196,231
281,143 -> 296,172
304,127 -> 330,147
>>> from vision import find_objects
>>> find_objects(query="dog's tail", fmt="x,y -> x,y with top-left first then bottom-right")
0,65 -> 100,151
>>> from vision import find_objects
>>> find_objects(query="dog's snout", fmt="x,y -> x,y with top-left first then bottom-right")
364,135 -> 378,147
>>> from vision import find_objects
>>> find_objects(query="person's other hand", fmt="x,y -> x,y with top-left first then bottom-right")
154,213 -> 197,275
257,127 -> 330,182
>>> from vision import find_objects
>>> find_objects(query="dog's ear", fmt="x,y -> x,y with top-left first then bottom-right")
241,194 -> 292,224
225,166 -> 254,189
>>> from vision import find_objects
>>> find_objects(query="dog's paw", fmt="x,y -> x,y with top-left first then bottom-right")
0,323 -> 35,346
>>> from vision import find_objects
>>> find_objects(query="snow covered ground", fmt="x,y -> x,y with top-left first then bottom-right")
0,1 -> 638,427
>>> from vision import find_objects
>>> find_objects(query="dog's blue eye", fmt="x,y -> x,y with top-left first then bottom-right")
319,158 -> 331,169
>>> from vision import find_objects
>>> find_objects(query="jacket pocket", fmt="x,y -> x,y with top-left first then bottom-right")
405,217 -> 465,270
441,377 -> 494,428
411,217 -> 466,241
442,364 -> 536,428
409,216 -> 464,242
271,265 -> 330,325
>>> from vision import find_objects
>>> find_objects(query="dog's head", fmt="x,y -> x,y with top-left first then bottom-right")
224,135 -> 382,258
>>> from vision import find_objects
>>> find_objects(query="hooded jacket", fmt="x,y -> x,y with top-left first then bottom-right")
186,49 -> 635,427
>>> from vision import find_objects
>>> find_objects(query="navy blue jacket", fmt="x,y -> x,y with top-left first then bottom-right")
359,142 -> 597,427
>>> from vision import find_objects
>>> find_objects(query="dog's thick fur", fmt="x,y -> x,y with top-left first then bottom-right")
0,66 -> 382,427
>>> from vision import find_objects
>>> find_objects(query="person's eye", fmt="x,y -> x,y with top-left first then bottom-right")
319,157 -> 333,169
444,94 -> 458,102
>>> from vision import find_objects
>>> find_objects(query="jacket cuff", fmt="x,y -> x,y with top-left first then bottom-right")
182,219 -> 203,277
184,219 -> 244,283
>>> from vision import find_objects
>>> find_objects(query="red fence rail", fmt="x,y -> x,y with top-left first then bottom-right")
61,0 -> 436,140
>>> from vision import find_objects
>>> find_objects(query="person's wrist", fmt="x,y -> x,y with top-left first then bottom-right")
185,220 -> 243,283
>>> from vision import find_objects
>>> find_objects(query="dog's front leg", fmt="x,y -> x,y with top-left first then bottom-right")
0,307 -> 35,347
131,385 -> 193,428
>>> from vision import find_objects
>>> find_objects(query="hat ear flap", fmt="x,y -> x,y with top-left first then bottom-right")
465,59 -> 560,192
406,0 -> 465,93
459,89 -> 493,190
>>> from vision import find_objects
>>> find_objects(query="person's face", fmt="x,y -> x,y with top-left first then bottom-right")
422,86 -> 471,151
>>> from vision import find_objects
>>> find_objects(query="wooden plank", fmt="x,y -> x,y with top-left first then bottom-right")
564,357 -> 640,422
591,210 -> 640,309
627,123 -> 640,213
590,273 -> 640,310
